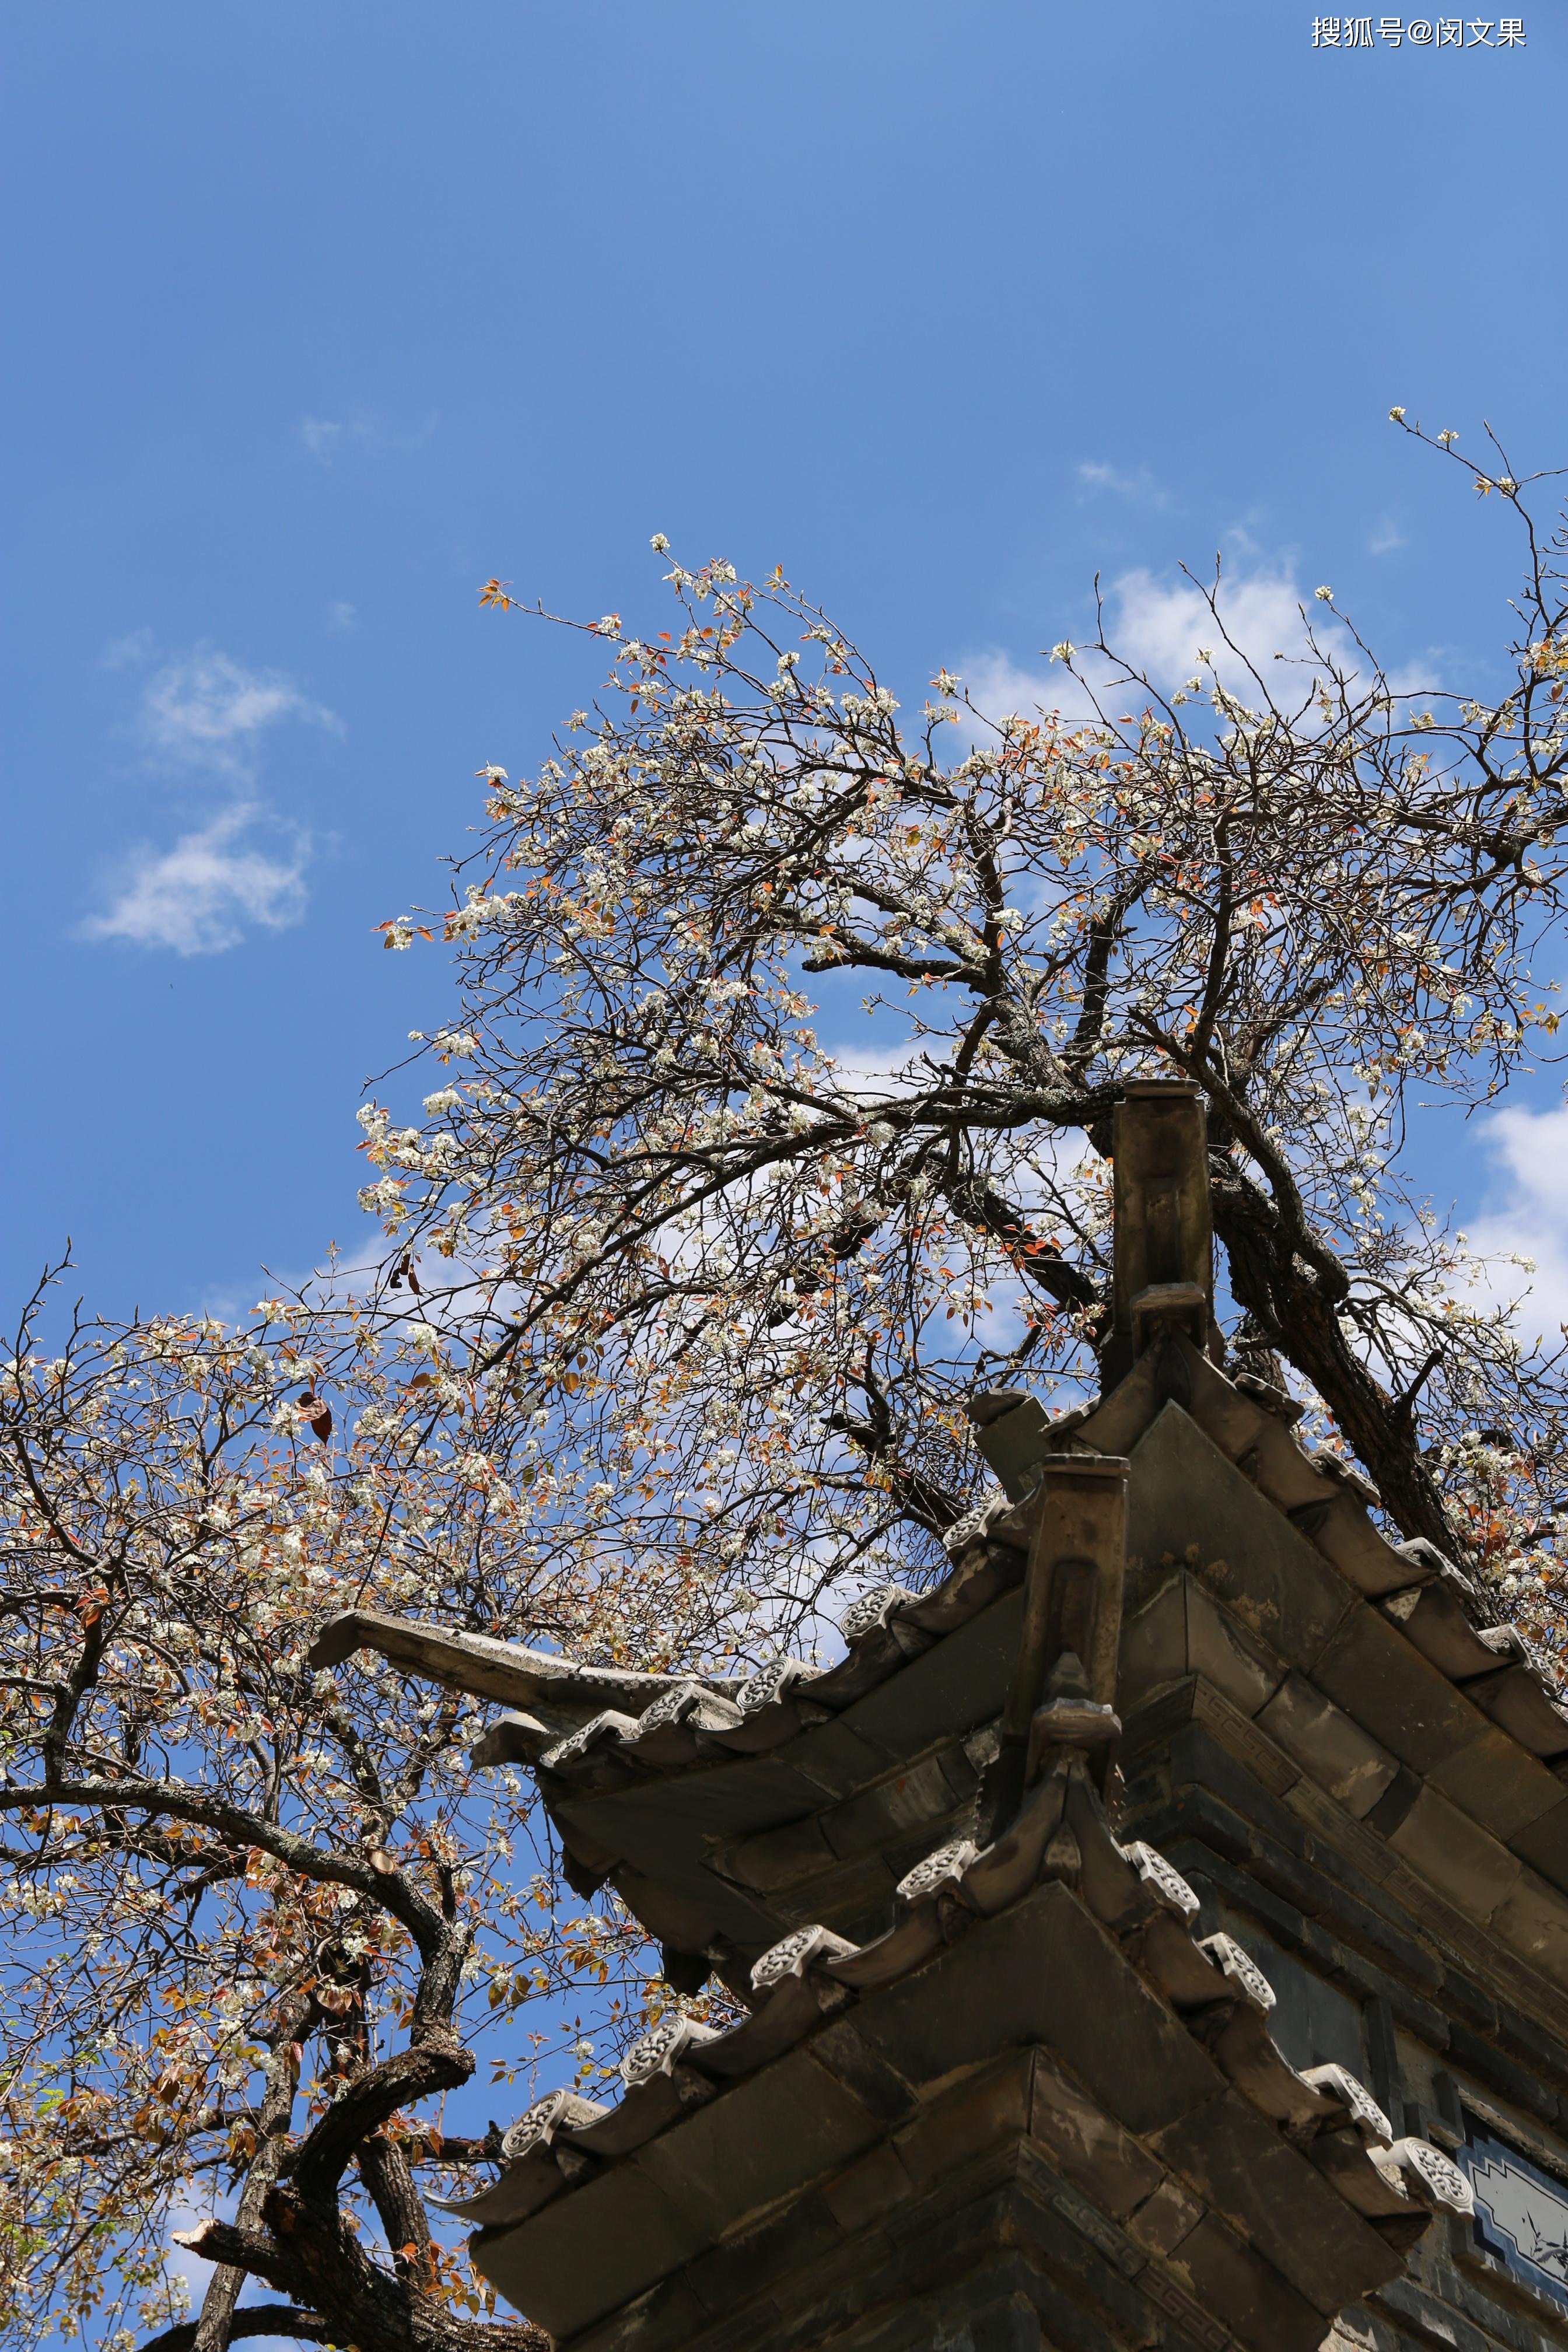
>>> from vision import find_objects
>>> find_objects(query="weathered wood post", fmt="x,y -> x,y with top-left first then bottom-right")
979,1450 -> 1129,1840
967,1076 -> 1220,1501
1101,1074 -> 1219,1388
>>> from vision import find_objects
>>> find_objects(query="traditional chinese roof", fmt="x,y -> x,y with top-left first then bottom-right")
313,1329 -> 1568,2017
307,1077 -> 1568,2348
431,1749 -> 1471,2351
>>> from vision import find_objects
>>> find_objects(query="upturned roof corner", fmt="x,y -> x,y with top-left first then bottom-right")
304,1076 -> 1568,2352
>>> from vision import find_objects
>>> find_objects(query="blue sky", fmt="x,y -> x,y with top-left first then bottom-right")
4,1 -> 1564,1333
4,6 -> 1564,2324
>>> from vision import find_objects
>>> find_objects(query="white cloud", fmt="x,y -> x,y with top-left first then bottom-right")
326,600 -> 358,631
953,555 -> 1360,743
1467,1105 -> 1568,1348
140,650 -> 338,780
1385,652 -> 1447,700
1368,514 -> 1407,555
821,1038 -> 928,1100
1107,563 -> 1353,694
1485,1107 -> 1568,1220
1076,459 -> 1170,509
102,626 -> 155,669
1078,460 -> 1137,495
956,650 -> 1102,735
79,644 -> 333,954
166,2198 -> 215,2305
197,1247 -> 394,1325
298,412 -> 436,463
83,805 -> 309,956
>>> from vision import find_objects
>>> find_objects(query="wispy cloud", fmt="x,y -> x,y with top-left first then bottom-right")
83,805 -> 309,956
956,649 -> 1102,733
821,1038 -> 928,1100
953,553 -> 1360,742
1368,514 -> 1407,555
81,643 -> 334,954
326,600 -> 357,631
298,411 -> 436,463
1107,562 -> 1350,691
196,1247 -> 396,1326
1076,459 -> 1170,509
1466,1105 -> 1568,1348
1385,652 -> 1447,700
139,650 -> 338,781
102,626 -> 155,670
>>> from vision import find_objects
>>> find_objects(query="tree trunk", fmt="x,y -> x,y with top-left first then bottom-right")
191,1994 -> 312,2352
1212,1168 -> 1458,1558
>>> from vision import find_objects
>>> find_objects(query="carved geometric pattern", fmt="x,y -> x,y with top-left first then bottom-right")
837,1583 -> 914,1642
1197,1931 -> 1276,2011
895,1838 -> 979,1903
1300,2062 -> 1392,2143
538,1710 -> 629,1769
633,1681 -> 708,1734
750,1923 -> 858,1989
620,2011 -> 716,2086
737,1657 -> 807,1715
1387,2136 -> 1475,2214
501,2089 -> 573,2158
1118,1839 -> 1201,1919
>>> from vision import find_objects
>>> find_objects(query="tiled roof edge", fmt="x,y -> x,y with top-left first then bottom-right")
466,1334 -> 1567,1797
436,1759 -> 1472,2263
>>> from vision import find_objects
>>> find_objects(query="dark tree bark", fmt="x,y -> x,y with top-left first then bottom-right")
1210,1160 -> 1456,1553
